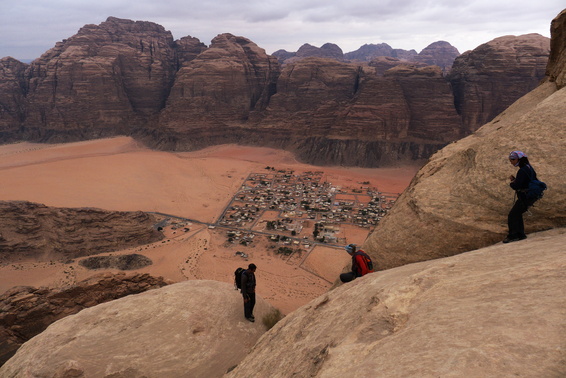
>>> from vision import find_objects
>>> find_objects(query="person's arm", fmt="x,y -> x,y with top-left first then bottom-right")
510,167 -> 530,190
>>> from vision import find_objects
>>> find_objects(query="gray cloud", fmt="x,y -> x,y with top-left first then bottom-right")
0,0 -> 562,60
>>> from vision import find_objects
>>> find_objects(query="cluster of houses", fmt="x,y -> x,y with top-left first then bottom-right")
218,169 -> 398,247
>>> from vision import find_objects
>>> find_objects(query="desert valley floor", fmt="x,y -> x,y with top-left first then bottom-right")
0,137 -> 419,314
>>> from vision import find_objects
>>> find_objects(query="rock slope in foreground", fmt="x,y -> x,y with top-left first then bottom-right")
0,280 -> 275,378
0,273 -> 170,367
228,229 -> 566,377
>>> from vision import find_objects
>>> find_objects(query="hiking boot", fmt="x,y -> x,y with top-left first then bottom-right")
246,317 -> 255,322
503,235 -> 527,243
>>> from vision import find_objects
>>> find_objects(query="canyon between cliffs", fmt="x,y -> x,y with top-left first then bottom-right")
1,9 -> 565,378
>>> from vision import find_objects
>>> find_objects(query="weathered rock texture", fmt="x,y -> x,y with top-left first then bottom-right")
0,17 -> 553,166
0,273 -> 170,367
0,201 -> 163,263
0,280 -> 276,378
228,229 -> 566,377
546,9 -> 566,88
79,254 -> 153,270
363,10 -> 566,270
448,33 -> 551,134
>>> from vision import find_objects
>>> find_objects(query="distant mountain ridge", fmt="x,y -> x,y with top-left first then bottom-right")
0,17 -> 550,167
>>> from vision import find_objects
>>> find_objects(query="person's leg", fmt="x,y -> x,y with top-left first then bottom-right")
249,293 -> 256,318
340,272 -> 356,283
243,295 -> 252,319
506,199 -> 528,241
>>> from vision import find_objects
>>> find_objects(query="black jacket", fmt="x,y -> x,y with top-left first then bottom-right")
510,164 -> 537,201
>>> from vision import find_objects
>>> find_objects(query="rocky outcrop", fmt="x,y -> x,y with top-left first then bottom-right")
448,33 -> 550,134
0,273 -> 170,367
0,281 -> 276,377
363,11 -> 566,270
79,254 -> 153,270
413,41 -> 460,73
546,9 -> 566,88
0,201 -> 163,263
227,229 -> 566,377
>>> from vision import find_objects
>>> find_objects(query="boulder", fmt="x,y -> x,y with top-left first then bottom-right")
0,281 -> 276,378
227,229 -> 566,377
0,273 -> 170,366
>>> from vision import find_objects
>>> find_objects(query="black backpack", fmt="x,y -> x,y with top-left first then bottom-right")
526,167 -> 547,202
234,267 -> 245,290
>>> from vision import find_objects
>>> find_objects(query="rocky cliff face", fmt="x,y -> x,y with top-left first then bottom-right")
0,281 -> 276,377
0,17 -> 552,167
363,11 -> 566,270
0,273 -> 170,367
0,58 -> 27,138
228,229 -> 566,377
448,33 -> 550,134
19,17 -> 187,142
0,201 -> 163,263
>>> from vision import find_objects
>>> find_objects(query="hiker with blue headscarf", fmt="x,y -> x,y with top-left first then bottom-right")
504,150 -> 539,243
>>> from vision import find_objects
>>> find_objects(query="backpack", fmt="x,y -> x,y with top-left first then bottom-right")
234,267 -> 245,290
525,167 -> 547,202
354,251 -> 374,274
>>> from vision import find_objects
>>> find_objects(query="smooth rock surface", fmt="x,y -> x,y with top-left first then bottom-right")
0,280 -> 275,378
0,273 -> 170,366
228,229 -> 566,377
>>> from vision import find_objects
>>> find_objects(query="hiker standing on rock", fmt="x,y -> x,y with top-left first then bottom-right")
504,150 -> 540,243
241,263 -> 257,322
340,244 -> 374,283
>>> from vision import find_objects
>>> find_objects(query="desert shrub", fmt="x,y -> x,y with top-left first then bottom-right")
262,308 -> 284,330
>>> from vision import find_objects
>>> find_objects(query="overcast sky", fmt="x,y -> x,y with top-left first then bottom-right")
0,1 -> 563,61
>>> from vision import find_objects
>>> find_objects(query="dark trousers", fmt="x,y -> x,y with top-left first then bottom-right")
340,272 -> 356,283
243,292 -> 256,318
507,198 -> 532,238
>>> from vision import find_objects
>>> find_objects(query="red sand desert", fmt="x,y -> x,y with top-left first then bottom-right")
0,137 -> 419,314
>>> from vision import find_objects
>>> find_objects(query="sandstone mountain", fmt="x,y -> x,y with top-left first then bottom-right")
448,33 -> 551,134
0,17 -> 550,167
343,43 -> 418,62
228,229 -> 566,377
0,281 -> 276,378
0,273 -> 170,366
413,40 -> 460,73
362,9 -> 566,270
0,200 -> 163,263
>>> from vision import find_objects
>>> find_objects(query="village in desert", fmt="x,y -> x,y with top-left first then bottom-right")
0,136 -> 418,314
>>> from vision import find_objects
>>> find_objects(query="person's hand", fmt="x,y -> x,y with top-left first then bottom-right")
509,175 -> 515,181
243,295 -> 249,303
